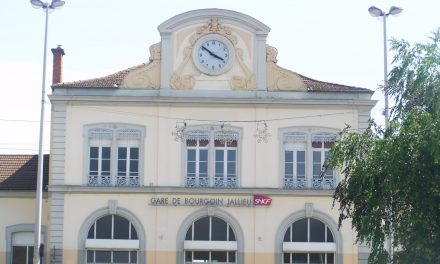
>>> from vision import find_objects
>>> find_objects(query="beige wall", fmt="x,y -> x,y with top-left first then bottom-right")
61,193 -> 358,264
0,197 -> 49,262
64,103 -> 359,187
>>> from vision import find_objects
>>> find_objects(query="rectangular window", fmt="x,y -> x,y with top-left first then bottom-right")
284,140 -> 306,189
214,140 -> 237,187
312,140 -> 334,189
186,139 -> 209,187
117,147 -> 139,186
88,146 -> 111,186
12,246 -> 33,264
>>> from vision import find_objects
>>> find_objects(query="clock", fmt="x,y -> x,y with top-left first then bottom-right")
192,34 -> 235,75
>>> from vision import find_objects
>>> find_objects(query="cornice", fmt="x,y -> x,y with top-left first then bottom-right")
48,185 -> 334,197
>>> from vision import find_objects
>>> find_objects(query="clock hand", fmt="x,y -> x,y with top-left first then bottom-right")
202,46 -> 225,62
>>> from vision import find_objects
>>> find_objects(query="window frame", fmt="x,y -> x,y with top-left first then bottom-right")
5,224 -> 47,264
84,124 -> 145,187
279,127 -> 338,190
182,125 -> 242,188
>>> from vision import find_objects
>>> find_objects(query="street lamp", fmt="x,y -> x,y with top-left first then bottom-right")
368,5 -> 403,129
30,1 -> 65,263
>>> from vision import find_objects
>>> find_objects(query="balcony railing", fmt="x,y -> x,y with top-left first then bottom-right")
284,178 -> 335,190
185,177 -> 237,188
88,175 -> 139,187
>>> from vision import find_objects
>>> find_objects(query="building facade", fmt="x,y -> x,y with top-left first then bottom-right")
1,9 -> 375,264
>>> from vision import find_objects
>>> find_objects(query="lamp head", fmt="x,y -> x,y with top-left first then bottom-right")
368,6 -> 384,17
30,0 -> 46,9
388,6 -> 403,16
49,0 -> 65,8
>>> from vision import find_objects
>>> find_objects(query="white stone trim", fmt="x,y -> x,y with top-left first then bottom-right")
282,242 -> 336,253
184,241 -> 237,251
85,239 -> 139,250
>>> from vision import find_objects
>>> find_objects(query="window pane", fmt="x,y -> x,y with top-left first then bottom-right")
285,151 -> 293,162
102,147 -> 111,158
130,148 -> 139,159
211,251 -> 227,262
90,147 -> 98,158
87,223 -> 95,239
285,163 -> 293,178
214,140 -> 225,147
228,226 -> 236,241
102,160 -> 111,173
95,251 -> 111,262
312,141 -> 322,148
215,162 -> 224,176
310,218 -> 326,242
283,253 -> 291,264
310,253 -> 325,264
130,251 -> 138,263
327,227 -> 334,242
215,150 -> 224,161
292,253 -> 307,264
89,160 -> 98,174
292,219 -> 308,242
228,251 -> 236,262
327,253 -> 334,264
193,217 -> 210,240
227,150 -> 236,161
193,251 -> 209,262
200,149 -> 208,161
199,161 -> 208,174
96,215 -> 112,239
324,141 -> 334,148
186,139 -> 197,147
187,149 -> 196,161
313,151 -> 321,163
227,140 -> 237,147
118,160 -> 126,174
13,246 -> 27,264
118,147 -> 127,159
113,251 -> 129,263
297,163 -> 305,178
130,160 -> 138,173
200,139 -> 209,147
211,217 -> 227,241
297,151 -> 305,162
131,224 -> 138,240
227,162 -> 236,177
185,225 -> 193,240
187,162 -> 196,174
27,247 -> 33,264
185,251 -> 192,262
114,215 -> 130,239
283,226 -> 291,242
87,250 -> 94,262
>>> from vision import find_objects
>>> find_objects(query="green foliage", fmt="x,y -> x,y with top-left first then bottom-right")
329,29 -> 440,264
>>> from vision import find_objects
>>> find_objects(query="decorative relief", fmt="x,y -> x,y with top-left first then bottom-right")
170,46 -> 195,90
171,16 -> 253,90
266,45 -> 306,91
230,48 -> 256,90
121,43 -> 161,89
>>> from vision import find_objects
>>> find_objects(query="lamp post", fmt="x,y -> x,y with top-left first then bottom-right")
368,5 -> 403,129
30,1 -> 65,263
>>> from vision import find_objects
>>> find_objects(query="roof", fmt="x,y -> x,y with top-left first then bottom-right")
52,64 -> 372,93
0,155 -> 49,191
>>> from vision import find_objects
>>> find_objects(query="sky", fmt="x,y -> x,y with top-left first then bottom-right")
0,0 -> 439,154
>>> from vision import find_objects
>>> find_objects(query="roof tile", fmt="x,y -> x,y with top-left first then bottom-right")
0,155 -> 49,191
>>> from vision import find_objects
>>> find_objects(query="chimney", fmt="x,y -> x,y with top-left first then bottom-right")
51,45 -> 65,84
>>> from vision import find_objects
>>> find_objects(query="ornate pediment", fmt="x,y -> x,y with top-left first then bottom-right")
266,45 -> 305,91
121,43 -> 161,89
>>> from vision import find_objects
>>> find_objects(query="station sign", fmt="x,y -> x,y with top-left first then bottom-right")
149,194 -> 272,207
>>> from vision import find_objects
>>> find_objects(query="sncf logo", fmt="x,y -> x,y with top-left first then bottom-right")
253,195 -> 272,206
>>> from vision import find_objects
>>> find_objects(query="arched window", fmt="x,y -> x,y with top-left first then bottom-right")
85,214 -> 139,264
184,216 -> 237,264
282,218 -> 335,264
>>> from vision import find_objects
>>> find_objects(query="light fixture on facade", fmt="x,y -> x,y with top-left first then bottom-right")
172,120 -> 187,141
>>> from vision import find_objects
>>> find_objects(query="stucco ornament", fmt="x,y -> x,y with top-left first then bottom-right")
266,45 -> 306,91
230,48 -> 256,90
172,16 -> 256,90
121,43 -> 161,89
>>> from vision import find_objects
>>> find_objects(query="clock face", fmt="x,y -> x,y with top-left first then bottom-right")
193,35 -> 235,75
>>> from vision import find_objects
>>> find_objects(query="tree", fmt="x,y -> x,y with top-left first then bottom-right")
328,29 -> 440,264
